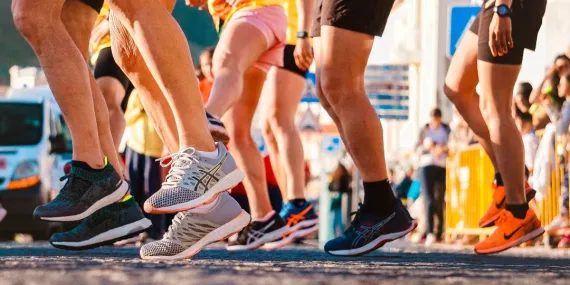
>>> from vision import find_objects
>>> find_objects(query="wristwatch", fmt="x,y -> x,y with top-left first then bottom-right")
296,31 -> 309,39
493,4 -> 512,17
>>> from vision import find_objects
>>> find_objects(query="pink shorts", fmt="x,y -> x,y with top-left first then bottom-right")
230,5 -> 287,72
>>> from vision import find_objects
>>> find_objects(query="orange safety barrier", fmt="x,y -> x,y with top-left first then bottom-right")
445,144 -> 564,241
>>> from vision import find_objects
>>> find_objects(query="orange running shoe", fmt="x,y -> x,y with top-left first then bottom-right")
478,182 -> 536,228
474,208 -> 544,255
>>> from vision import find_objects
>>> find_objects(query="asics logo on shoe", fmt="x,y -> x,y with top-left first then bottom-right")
495,197 -> 505,209
193,154 -> 228,194
352,212 -> 395,247
503,224 -> 525,240
247,221 -> 275,244
287,205 -> 313,226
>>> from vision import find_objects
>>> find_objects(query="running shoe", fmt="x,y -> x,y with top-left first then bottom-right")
50,197 -> 151,250
144,143 -> 244,214
263,201 -> 319,250
474,208 -> 544,255
34,164 -> 130,222
479,183 -> 536,228
206,112 -> 230,144
558,235 -> 570,248
324,202 -> 417,256
226,210 -> 289,251
140,192 -> 250,260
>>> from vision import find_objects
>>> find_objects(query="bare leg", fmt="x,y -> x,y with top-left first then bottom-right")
96,76 -> 126,149
262,67 -> 307,200
224,67 -> 272,219
61,0 -> 123,175
205,21 -> 270,119
262,120 -> 288,199
12,0 -> 104,168
105,0 -> 214,151
109,12 -> 179,153
478,61 -> 525,204
444,31 -> 499,168
318,26 -> 386,181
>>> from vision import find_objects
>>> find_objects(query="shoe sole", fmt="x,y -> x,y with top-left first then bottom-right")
140,210 -> 251,261
479,189 -> 537,228
50,218 -> 152,251
226,224 -> 291,251
262,222 -> 319,250
325,220 -> 418,257
144,169 -> 245,214
474,227 -> 545,255
39,181 -> 130,222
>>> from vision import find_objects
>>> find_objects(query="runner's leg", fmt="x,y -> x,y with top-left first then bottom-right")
12,0 -> 105,168
62,0 -> 124,175
105,0 -> 214,151
262,67 -> 306,200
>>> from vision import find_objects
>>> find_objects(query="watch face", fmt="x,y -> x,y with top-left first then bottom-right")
498,5 -> 509,15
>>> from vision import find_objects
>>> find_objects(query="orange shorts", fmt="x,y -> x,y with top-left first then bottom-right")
230,5 -> 287,72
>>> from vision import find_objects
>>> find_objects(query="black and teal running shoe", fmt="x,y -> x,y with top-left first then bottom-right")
50,197 -> 151,251
34,164 -> 129,222
324,202 -> 417,256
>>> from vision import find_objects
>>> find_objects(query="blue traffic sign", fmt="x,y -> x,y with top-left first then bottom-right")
448,6 -> 480,57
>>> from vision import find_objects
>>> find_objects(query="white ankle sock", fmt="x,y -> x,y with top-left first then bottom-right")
197,146 -> 218,159
252,210 -> 275,222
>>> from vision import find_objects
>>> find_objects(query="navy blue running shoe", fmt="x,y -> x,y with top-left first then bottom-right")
324,202 -> 417,256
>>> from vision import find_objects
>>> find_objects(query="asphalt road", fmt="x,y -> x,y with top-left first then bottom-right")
2,241 -> 570,285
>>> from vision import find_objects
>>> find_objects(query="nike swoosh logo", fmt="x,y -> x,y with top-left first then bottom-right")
504,224 -> 525,240
495,197 -> 505,209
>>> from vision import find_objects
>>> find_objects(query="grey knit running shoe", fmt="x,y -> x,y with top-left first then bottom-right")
34,164 -> 129,222
144,143 -> 244,214
50,197 -> 151,250
140,192 -> 250,261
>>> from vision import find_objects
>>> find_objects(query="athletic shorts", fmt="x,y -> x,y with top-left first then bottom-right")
94,47 -> 133,112
310,0 -> 395,37
469,0 -> 546,65
78,0 -> 104,12
280,45 -> 308,78
229,6 -> 287,73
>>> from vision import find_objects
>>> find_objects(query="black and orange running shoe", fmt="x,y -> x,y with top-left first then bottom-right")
479,182 -> 536,228
475,208 -> 544,255
263,201 -> 319,250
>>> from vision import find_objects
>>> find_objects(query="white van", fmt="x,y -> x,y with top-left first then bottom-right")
0,86 -> 71,239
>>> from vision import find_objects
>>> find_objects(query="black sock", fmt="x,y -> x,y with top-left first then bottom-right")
290,199 -> 307,208
506,203 -> 529,219
362,179 -> 395,216
494,173 -> 504,187
71,160 -> 104,172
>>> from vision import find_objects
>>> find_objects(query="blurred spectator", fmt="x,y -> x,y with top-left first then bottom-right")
515,111 -> 539,174
448,108 -> 476,151
198,47 -> 215,104
513,82 -> 533,114
417,108 -> 450,246
388,168 -> 397,197
329,162 -> 352,236
395,168 -> 414,200
124,91 -> 166,240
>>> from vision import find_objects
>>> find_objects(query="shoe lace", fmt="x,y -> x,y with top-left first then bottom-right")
344,204 -> 364,235
157,147 -> 201,189
495,211 -> 509,226
56,174 -> 84,201
164,212 -> 188,240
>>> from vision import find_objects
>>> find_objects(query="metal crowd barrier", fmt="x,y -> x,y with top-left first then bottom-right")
445,144 -> 563,242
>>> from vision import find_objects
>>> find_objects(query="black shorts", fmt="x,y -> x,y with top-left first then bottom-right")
469,0 -> 546,65
280,45 -> 308,78
310,0 -> 395,37
94,47 -> 133,112
78,0 -> 104,12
